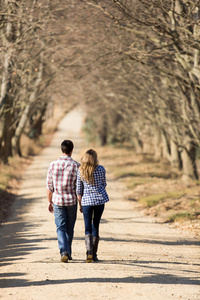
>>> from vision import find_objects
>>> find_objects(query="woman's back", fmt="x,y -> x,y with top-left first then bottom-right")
77,165 -> 109,206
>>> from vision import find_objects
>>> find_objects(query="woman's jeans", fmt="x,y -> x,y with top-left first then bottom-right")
82,204 -> 105,237
53,203 -> 77,255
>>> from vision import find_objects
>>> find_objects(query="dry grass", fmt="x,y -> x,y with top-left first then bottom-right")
0,156 -> 31,225
96,145 -> 200,238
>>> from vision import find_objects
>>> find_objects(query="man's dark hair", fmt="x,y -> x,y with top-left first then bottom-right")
61,140 -> 74,154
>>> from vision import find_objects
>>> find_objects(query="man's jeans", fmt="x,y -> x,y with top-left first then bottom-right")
53,203 -> 77,255
82,204 -> 104,237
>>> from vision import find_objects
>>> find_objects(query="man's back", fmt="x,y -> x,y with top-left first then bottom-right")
46,155 -> 79,206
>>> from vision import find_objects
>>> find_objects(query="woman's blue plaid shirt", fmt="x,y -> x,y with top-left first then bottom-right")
76,165 -> 109,206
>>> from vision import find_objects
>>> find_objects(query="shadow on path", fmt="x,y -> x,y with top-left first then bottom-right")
1,273 -> 199,288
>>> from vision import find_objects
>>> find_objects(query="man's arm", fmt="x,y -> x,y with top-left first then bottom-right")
46,165 -> 54,213
47,189 -> 54,213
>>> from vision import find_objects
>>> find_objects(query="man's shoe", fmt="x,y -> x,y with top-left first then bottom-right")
86,253 -> 93,263
61,252 -> 69,263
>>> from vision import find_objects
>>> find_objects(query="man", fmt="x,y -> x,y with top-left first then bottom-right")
46,140 -> 80,263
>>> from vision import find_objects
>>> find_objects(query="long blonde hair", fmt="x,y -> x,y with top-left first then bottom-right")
80,149 -> 98,184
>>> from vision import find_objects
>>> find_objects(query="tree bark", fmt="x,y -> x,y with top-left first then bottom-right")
0,0 -> 15,163
0,108 -> 15,164
132,131 -> 142,154
161,131 -> 171,161
181,136 -> 198,182
170,139 -> 181,169
153,129 -> 162,160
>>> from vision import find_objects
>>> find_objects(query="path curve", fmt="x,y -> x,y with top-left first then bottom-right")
0,108 -> 199,300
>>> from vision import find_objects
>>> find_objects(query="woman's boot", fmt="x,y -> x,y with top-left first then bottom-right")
85,234 -> 93,263
93,236 -> 99,262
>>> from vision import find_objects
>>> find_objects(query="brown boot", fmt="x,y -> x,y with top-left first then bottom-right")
85,234 -> 93,263
93,236 -> 99,262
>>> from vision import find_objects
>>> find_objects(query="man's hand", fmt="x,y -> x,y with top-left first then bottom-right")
48,202 -> 54,213
47,189 -> 53,213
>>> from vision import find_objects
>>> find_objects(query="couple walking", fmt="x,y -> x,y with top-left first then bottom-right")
46,140 -> 109,263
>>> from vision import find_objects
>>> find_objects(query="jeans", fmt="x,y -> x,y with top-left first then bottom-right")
82,204 -> 105,237
53,203 -> 77,255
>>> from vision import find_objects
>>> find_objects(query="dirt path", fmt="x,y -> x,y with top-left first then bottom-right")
0,108 -> 200,300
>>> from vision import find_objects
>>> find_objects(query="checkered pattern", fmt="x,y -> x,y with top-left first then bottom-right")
46,155 -> 80,206
76,165 -> 109,206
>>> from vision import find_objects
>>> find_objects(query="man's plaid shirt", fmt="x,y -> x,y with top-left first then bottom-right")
76,165 -> 109,206
46,155 -> 80,206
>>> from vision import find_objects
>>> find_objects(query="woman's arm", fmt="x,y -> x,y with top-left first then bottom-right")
77,195 -> 83,213
76,170 -> 83,213
102,167 -> 107,188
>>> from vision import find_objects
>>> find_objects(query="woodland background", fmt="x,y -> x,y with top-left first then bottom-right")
0,0 -> 200,233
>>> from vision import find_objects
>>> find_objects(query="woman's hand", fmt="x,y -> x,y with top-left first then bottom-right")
78,195 -> 83,213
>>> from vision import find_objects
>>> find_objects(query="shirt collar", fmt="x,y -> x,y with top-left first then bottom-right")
59,155 -> 72,160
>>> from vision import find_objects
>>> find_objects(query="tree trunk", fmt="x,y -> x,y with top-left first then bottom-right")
0,0 -> 12,112
12,104 -> 31,156
0,0 -> 17,162
170,139 -> 181,169
161,131 -> 171,161
99,119 -> 107,146
153,129 -> 162,160
12,59 -> 43,156
133,132 -> 143,154
0,109 -> 15,164
181,137 -> 198,182
29,102 -> 47,138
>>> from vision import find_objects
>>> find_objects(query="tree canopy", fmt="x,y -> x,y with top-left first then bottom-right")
0,0 -> 200,182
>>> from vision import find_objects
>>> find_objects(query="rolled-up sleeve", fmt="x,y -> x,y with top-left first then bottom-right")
101,167 -> 107,188
46,165 -> 54,193
76,170 -> 83,196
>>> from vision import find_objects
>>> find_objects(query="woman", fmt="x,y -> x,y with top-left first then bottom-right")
76,149 -> 109,263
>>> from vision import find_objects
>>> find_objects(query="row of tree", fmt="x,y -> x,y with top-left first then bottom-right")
78,0 -> 200,182
1,1 -> 200,183
0,0 -> 78,164
0,0 -> 54,163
